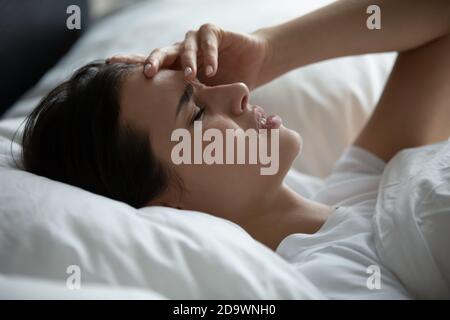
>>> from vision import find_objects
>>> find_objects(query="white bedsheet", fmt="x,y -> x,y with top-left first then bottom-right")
0,275 -> 167,300
374,141 -> 450,299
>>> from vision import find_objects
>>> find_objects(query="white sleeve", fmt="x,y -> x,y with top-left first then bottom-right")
312,145 -> 386,207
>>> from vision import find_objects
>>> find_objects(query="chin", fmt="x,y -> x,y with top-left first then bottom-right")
251,125 -> 302,182
283,125 -> 303,158
274,125 -> 302,180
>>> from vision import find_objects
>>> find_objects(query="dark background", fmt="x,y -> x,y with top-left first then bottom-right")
0,0 -> 89,117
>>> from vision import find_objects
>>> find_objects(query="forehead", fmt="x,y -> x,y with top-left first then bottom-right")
124,67 -> 186,98
119,67 -> 186,130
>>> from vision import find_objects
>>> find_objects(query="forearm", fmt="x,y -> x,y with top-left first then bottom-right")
260,0 -> 450,81
354,33 -> 450,161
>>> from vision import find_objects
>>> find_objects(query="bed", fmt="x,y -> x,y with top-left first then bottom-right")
4,0 -> 447,299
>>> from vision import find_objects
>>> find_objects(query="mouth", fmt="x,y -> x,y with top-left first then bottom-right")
252,105 -> 282,130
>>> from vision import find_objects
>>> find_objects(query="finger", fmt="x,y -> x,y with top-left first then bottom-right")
198,23 -> 220,77
144,45 -> 180,78
179,30 -> 199,80
106,54 -> 146,64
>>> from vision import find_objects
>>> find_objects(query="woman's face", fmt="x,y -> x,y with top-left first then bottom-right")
120,66 -> 301,222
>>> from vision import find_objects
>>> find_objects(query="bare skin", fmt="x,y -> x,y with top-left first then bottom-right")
110,0 -> 450,250
355,34 -> 450,161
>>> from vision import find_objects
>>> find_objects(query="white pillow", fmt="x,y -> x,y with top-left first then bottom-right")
0,275 -> 167,300
4,0 -> 395,176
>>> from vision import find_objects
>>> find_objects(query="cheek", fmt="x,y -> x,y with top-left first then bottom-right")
168,121 -> 302,203
172,163 -> 239,209
204,115 -> 240,132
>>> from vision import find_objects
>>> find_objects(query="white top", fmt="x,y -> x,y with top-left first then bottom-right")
276,146 -> 411,299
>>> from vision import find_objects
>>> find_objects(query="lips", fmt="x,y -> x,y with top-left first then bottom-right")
252,105 -> 282,130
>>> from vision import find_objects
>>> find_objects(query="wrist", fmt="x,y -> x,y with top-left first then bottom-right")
252,26 -> 280,88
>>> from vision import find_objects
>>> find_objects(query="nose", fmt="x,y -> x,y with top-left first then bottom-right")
229,82 -> 250,116
205,82 -> 250,116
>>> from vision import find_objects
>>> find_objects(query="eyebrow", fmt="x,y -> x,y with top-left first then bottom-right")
175,83 -> 194,118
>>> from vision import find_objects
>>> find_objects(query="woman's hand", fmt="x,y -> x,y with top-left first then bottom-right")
107,23 -> 274,90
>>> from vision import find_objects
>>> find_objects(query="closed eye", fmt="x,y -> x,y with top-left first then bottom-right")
190,105 -> 206,125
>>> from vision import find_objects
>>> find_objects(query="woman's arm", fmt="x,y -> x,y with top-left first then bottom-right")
108,0 -> 449,90
262,0 -> 450,83
353,32 -> 450,162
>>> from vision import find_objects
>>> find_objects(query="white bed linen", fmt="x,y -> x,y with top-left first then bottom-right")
0,275 -> 167,300
277,146 -> 411,299
374,141 -> 450,299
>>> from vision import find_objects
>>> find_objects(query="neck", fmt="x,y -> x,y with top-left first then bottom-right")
240,184 -> 332,251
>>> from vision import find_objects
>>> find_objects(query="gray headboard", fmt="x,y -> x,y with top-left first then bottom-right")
0,0 -> 89,116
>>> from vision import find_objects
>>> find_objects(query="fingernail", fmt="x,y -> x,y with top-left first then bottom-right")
144,63 -> 152,74
184,66 -> 193,77
205,65 -> 213,76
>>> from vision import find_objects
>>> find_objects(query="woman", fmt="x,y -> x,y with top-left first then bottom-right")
22,0 -> 450,298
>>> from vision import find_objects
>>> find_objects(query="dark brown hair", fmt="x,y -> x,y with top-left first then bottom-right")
21,61 -> 171,208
